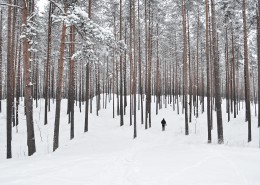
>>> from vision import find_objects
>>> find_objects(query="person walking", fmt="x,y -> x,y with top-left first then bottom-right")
161,118 -> 166,131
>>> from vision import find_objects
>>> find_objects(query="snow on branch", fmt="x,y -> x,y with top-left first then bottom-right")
0,3 -> 23,9
48,0 -> 65,15
50,5 -> 126,62
66,7 -> 115,47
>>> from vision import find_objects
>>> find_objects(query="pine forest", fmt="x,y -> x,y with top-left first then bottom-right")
0,0 -> 260,184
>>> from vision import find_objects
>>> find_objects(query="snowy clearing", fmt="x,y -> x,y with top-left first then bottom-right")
0,97 -> 260,185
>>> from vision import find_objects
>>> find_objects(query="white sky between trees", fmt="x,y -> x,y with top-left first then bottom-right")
37,0 -> 48,13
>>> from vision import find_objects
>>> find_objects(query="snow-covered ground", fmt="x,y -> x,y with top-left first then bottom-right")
0,96 -> 260,185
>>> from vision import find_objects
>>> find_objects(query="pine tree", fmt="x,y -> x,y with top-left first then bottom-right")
0,9 -> 2,113
22,0 -> 36,156
119,0 -> 124,127
211,0 -> 224,144
258,0 -> 260,128
242,0 -> 251,142
44,2 -> 53,125
53,2 -> 68,152
6,0 -> 13,159
182,0 -> 189,135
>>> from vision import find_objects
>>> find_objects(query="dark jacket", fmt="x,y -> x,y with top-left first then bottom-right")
161,119 -> 166,126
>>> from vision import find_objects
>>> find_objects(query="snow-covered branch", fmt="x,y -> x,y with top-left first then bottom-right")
0,3 -> 22,9
48,0 -> 65,15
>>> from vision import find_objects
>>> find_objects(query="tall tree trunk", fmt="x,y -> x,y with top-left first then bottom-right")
85,0 -> 92,132
225,27 -> 230,122
231,26 -> 236,119
22,0 -> 36,155
85,62 -> 89,132
0,9 -> 2,113
129,0 -> 133,126
53,3 -> 67,152
211,0 -> 224,144
88,0 -> 91,19
69,26 -> 75,140
124,21 -> 127,115
120,0 -> 124,127
196,9 -> 200,118
205,0 -> 211,143
145,0 -> 148,129
133,0 -> 137,138
187,11 -> 192,123
242,0 -> 251,142
138,0 -> 143,124
146,3 -> 153,128
16,29 -> 22,127
257,0 -> 260,128
11,0 -> 17,127
44,2 -> 52,125
182,0 -> 189,135
175,32 -> 179,115
6,0 -> 13,159
156,24 -> 160,115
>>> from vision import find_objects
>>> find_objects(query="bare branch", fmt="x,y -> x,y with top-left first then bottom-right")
0,3 -> 22,9
48,0 -> 65,14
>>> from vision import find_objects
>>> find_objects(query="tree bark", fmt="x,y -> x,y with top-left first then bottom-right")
182,0 -> 189,135
242,0 -> 251,142
0,9 -> 2,113
22,0 -> 36,155
53,3 -> 67,151
211,0 -> 224,144
120,0 -> 124,127
69,26 -> 75,140
44,2 -> 52,125
257,0 -> 260,128
6,0 -> 13,158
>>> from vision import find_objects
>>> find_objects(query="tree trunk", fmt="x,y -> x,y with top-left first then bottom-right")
231,26 -> 236,119
120,0 -> 124,127
133,0 -> 137,138
6,0 -> 13,159
257,0 -> 260,128
53,3 -> 67,151
11,0 -> 17,127
205,0 -> 211,142
22,0 -> 36,155
69,26 -> 75,140
85,62 -> 89,132
182,0 -> 189,135
211,0 -> 224,144
242,0 -> 251,142
0,9 -> 2,113
16,31 -> 22,127
187,11 -> 192,123
44,2 -> 52,125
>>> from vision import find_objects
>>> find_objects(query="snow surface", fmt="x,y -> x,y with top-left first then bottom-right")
0,96 -> 260,185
